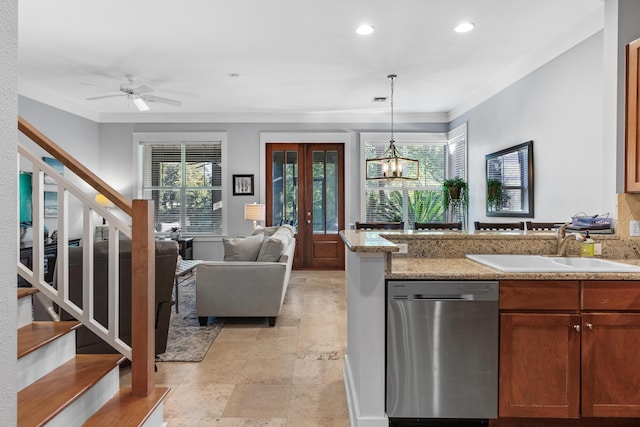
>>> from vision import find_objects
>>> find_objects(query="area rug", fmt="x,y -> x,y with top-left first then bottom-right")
155,275 -> 224,362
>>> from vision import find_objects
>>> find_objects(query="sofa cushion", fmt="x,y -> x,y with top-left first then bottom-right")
256,227 -> 292,262
251,226 -> 279,237
223,233 -> 264,261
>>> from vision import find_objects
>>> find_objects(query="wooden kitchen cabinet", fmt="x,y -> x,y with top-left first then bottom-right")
499,280 -> 640,420
499,280 -> 581,418
625,36 -> 640,192
581,281 -> 640,417
499,312 -> 581,418
581,313 -> 640,417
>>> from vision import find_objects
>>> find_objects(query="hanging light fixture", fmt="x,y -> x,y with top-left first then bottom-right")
366,74 -> 419,181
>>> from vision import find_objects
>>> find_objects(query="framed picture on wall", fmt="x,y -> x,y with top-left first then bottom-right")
233,174 -> 254,196
43,157 -> 64,185
44,191 -> 58,218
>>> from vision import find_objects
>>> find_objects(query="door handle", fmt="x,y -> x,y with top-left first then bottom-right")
573,325 -> 581,332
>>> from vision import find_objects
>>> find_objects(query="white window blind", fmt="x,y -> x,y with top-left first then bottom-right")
363,134 -> 449,228
140,142 -> 223,234
361,128 -> 468,229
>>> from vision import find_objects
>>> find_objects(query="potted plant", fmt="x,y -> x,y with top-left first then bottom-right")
487,179 -> 504,211
442,177 -> 468,211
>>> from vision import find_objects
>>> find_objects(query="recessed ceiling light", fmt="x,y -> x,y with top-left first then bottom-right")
356,24 -> 375,35
454,22 -> 475,33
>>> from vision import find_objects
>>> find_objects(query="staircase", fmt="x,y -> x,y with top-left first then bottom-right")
16,117 -> 168,426
17,288 -> 169,426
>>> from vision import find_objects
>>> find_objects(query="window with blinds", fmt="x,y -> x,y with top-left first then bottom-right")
140,142 -> 223,234
363,132 -> 459,228
485,140 -> 533,217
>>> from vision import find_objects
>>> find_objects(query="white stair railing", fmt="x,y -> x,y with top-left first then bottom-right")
17,143 -> 134,358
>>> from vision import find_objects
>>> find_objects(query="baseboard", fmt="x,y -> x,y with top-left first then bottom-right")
344,354 -> 389,427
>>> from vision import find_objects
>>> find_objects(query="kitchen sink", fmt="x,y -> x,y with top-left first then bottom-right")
465,254 -> 640,272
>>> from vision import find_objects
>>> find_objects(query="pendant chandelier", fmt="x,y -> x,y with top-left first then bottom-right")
365,74 -> 419,181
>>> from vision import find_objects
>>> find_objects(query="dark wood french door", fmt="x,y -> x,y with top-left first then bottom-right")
266,143 -> 345,269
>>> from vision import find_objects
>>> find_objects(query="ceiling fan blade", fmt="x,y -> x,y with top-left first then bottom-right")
142,94 -> 182,107
132,85 -> 154,95
86,94 -> 125,100
133,97 -> 150,111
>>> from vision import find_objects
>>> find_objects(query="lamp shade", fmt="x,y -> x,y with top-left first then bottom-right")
95,193 -> 115,209
244,203 -> 265,222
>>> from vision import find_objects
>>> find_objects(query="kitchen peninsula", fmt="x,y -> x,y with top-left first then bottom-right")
340,229 -> 640,427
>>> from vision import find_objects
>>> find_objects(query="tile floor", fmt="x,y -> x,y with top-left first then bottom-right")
121,270 -> 350,426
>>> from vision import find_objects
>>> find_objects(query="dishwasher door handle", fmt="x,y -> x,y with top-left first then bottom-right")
409,294 -> 475,301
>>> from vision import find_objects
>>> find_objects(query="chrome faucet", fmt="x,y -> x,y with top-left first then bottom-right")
556,222 -> 586,256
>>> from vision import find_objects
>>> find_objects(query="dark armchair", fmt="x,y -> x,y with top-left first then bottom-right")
59,239 -> 179,356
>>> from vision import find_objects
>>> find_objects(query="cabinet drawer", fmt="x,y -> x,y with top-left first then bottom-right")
500,280 -> 580,310
582,281 -> 640,310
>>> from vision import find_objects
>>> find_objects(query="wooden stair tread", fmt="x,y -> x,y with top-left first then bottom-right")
18,353 -> 125,427
18,287 -> 39,299
18,321 -> 80,359
83,387 -> 170,427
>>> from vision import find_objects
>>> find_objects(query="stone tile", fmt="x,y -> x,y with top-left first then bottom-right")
293,359 -> 344,385
154,361 -> 197,386
286,418 -> 351,427
181,356 -> 246,385
239,355 -> 296,385
158,270 -> 349,424
257,325 -> 299,341
216,325 -> 262,342
288,382 -> 349,419
298,323 -> 341,345
167,418 -> 288,427
250,337 -> 299,359
223,384 -> 292,418
204,341 -> 258,362
164,383 -> 234,419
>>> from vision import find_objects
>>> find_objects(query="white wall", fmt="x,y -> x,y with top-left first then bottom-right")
452,31 -> 607,227
0,0 -> 18,422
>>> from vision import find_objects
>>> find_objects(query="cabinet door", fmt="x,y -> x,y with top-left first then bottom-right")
582,313 -> 640,417
499,313 -> 581,418
626,37 -> 640,192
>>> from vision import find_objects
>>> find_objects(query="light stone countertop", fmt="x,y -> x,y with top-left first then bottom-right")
388,257 -> 640,281
339,230 -> 401,253
340,229 -> 640,280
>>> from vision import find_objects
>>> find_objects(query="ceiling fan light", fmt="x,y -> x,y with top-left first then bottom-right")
133,97 -> 150,111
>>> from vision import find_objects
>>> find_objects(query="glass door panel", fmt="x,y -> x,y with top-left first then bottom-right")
271,150 -> 298,231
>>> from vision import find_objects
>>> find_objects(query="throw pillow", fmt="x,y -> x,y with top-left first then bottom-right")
223,233 -> 264,261
251,225 -> 280,237
256,228 -> 291,262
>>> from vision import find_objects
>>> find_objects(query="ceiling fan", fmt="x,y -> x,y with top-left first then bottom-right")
85,75 -> 182,111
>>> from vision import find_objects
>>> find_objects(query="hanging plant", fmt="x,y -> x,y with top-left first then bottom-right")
487,179 -> 504,211
442,177 -> 468,211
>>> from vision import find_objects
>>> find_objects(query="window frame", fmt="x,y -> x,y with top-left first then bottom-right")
360,132 -> 451,228
485,140 -> 534,218
133,132 -> 228,237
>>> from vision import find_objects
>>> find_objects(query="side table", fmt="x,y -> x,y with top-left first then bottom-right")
174,259 -> 201,313
173,237 -> 194,260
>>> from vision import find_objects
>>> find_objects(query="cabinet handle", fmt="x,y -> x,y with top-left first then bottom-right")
586,322 -> 593,330
573,325 -> 581,332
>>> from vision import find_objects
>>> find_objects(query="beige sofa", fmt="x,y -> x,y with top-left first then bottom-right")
196,225 -> 295,326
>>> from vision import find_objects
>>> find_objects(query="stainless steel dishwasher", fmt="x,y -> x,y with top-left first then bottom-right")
386,280 -> 499,422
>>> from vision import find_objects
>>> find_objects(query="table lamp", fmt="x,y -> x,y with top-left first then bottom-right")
95,193 -> 115,224
244,203 -> 265,230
